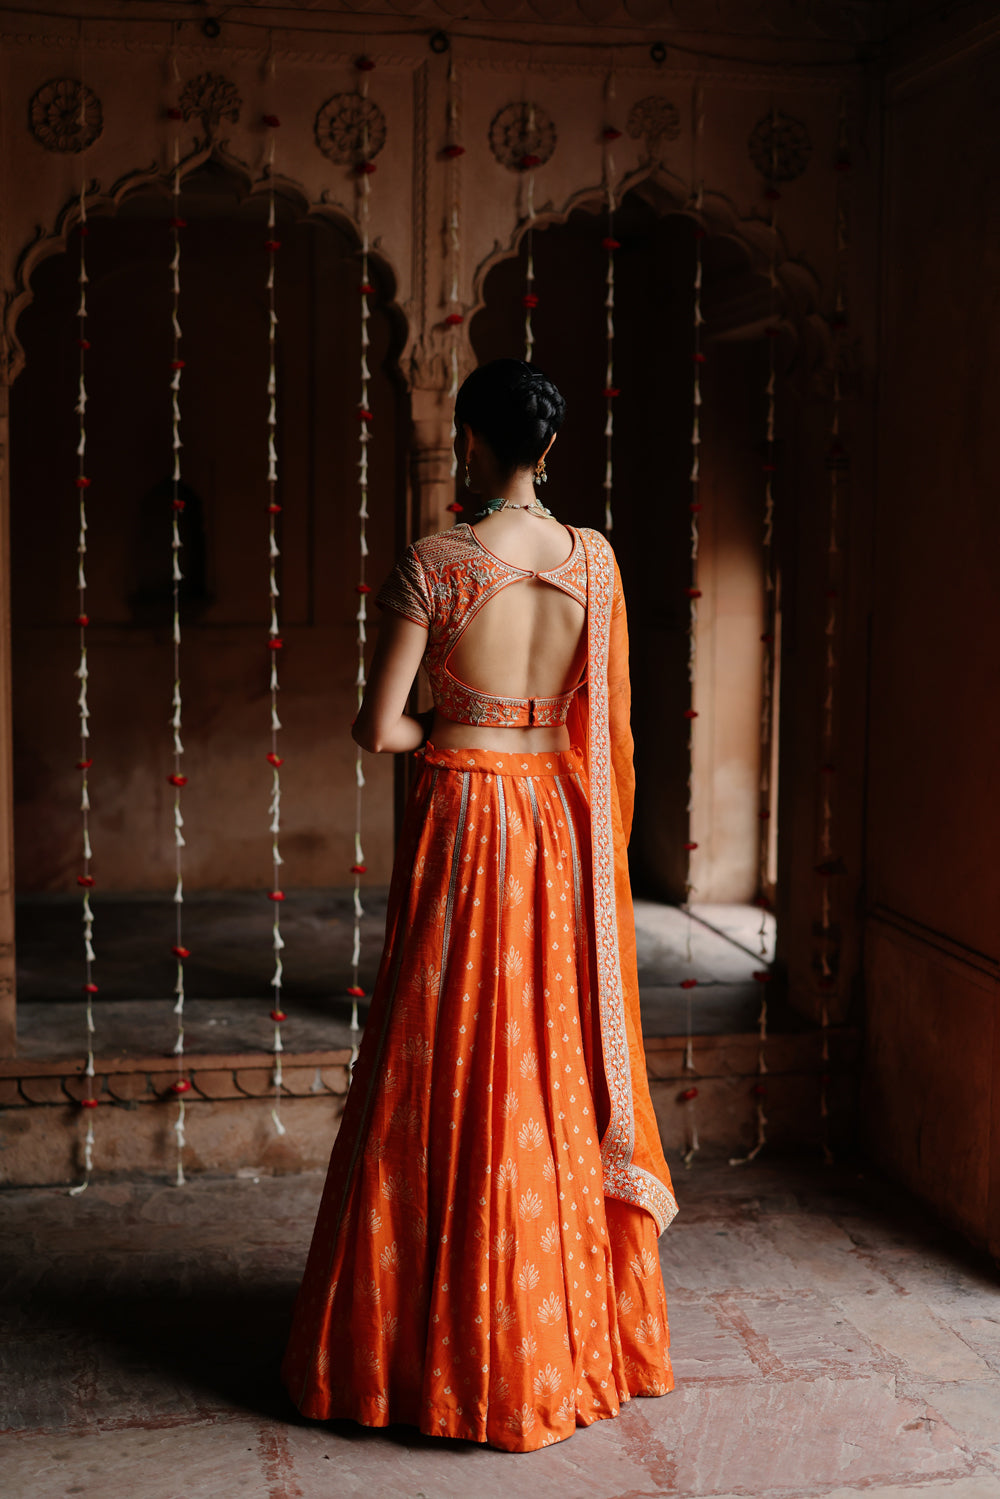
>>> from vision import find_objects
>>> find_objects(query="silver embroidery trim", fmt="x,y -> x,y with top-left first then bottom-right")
495,773 -> 507,918
439,769 -> 470,991
554,776 -> 583,938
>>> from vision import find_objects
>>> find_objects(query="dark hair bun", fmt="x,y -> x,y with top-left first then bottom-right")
454,359 -> 566,474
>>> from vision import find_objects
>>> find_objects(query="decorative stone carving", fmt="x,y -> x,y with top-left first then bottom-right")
488,102 -> 557,171
748,111 -> 812,182
627,96 -> 681,164
29,79 -> 102,154
314,93 -> 387,164
179,73 -> 242,136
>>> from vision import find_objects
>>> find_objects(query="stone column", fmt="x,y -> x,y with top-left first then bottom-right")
0,369 -> 15,1056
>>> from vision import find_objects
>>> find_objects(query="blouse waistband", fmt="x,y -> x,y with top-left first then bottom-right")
418,742 -> 586,778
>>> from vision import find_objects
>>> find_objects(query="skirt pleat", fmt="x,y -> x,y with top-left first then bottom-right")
281,743 -> 673,1451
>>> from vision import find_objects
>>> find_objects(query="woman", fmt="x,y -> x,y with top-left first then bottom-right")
281,360 -> 678,1452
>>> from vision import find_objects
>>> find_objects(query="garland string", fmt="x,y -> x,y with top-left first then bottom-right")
167,113 -> 192,1183
601,67 -> 618,536
263,94 -> 288,1138
69,76 -> 96,1195
444,56 -> 464,520
522,103 -> 537,362
348,55 -> 377,1069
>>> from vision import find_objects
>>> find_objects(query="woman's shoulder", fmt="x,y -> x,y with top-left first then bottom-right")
409,523 -> 478,572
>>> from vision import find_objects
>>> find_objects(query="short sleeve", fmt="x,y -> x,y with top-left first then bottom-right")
375,544 -> 432,628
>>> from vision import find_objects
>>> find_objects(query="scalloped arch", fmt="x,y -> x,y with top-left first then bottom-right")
468,162 -> 831,372
4,146 -> 406,385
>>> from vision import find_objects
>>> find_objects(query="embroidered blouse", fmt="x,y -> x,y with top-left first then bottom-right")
375,521 -> 590,729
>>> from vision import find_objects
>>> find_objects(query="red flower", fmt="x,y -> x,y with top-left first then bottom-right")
351,862 -> 367,875
685,587 -> 702,599
167,774 -> 188,787
346,984 -> 366,998
268,638 -> 284,651
268,890 -> 285,902
759,809 -> 771,820
172,945 -> 190,959
820,762 -> 836,775
446,502 -> 464,514
693,227 -> 707,241
270,1009 -> 287,1022
442,144 -> 465,159
752,970 -> 772,983
602,127 -> 622,143
77,337 -> 91,350
267,752 -> 284,768
83,982 -> 99,994
763,187 -> 782,201
166,107 -> 183,121
75,617 -> 89,630
760,631 -> 775,644
171,499 -> 186,512
171,1079 -> 192,1095
680,1086 -> 699,1102
76,757 -> 93,770
680,978 -> 698,990
356,161 -> 377,177
683,708 -> 699,719
169,217 -> 188,229
264,239 -> 281,252
80,1096 -> 99,1109
77,875 -> 95,888
267,503 -> 282,515
359,282 -> 376,295
358,408 -> 374,422
825,587 -> 838,599
751,1081 -> 767,1096
356,55 -> 375,71
689,502 -> 702,513
356,583 -> 372,595
762,462 -> 777,473
522,293 -> 539,310
602,387 -> 620,399
692,352 -> 706,364
263,114 -> 281,128
445,312 -> 464,326
519,153 -> 541,170
601,236 -> 621,251
75,476 -> 91,489
683,840 -> 699,851
170,359 -> 186,370
755,895 -> 772,911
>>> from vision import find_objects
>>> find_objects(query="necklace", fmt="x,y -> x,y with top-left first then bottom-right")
473,497 -> 555,521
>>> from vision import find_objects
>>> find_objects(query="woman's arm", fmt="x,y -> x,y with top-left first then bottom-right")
351,608 -> 430,754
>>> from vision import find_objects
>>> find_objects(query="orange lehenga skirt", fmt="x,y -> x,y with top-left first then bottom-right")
281,743 -> 673,1452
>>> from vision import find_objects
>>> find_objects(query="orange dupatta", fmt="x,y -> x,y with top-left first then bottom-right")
568,528 -> 678,1234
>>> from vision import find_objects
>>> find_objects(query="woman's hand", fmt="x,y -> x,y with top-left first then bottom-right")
351,609 -> 429,754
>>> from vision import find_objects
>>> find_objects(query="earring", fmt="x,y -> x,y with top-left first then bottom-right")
464,463 -> 472,489
534,457 -> 548,485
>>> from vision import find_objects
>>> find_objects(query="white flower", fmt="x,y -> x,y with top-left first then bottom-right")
540,1223 -> 560,1254
382,1311 -> 399,1344
554,1394 -> 575,1424
502,1088 -> 519,1119
503,1016 -> 522,1045
360,1275 -> 381,1302
401,1034 -> 433,1064
518,1189 -> 543,1221
517,1118 -> 544,1150
634,1315 -> 662,1345
491,1228 -> 516,1259
519,1050 -> 538,1079
505,875 -> 525,907
537,1292 -> 562,1325
517,1262 -> 540,1292
506,1403 -> 536,1436
496,1158 -> 518,1190
379,1242 -> 400,1273
512,1334 -> 537,1364
493,1299 -> 517,1331
617,1290 -> 634,1315
367,1210 -> 382,1234
541,1157 -> 555,1182
533,1363 -> 562,1397
630,1247 -> 659,1279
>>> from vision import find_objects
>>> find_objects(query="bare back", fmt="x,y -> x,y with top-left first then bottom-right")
432,511 -> 587,752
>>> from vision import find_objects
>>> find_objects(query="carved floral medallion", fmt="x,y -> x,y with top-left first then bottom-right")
314,92 -> 387,164
627,96 -> 681,164
748,111 -> 812,182
488,102 -> 557,171
29,79 -> 102,153
179,73 -> 242,136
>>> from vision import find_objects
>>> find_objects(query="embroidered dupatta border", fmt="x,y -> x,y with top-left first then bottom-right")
580,529 -> 679,1235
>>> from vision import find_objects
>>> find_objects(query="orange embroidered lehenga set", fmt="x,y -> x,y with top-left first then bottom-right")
281,523 -> 678,1451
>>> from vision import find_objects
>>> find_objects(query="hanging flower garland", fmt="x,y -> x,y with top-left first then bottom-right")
347,54 -> 377,1067
678,84 -> 706,1172
600,69 -> 620,536
732,107 -> 783,1168
262,102 -> 288,1138
521,103 -> 539,363
816,91 -> 852,1165
69,102 -> 97,1196
165,106 -> 192,1184
443,56 -> 465,520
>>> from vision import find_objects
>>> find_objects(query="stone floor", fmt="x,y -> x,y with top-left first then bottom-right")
15,893 -> 780,1057
3,1149 -> 1000,1498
